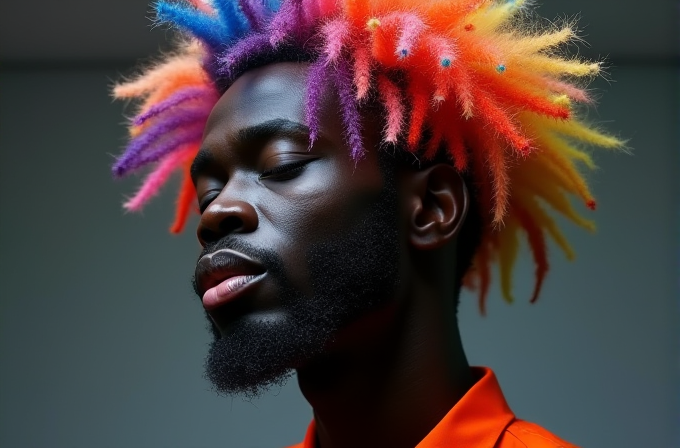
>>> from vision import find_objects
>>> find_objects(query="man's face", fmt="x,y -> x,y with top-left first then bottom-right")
191,62 -> 405,396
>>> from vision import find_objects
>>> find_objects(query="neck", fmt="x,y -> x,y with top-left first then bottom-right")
296,268 -> 473,448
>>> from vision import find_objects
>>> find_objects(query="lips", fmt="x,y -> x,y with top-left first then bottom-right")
195,249 -> 266,310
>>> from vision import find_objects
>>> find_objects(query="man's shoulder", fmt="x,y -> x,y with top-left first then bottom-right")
283,420 -> 579,448
498,419 -> 580,448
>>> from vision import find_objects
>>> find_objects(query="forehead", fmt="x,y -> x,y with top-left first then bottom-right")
203,62 -> 313,140
197,61 -> 387,185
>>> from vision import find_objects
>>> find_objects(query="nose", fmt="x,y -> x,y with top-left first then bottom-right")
196,195 -> 259,246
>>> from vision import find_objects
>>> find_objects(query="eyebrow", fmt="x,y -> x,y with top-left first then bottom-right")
233,118 -> 311,145
190,118 -> 312,182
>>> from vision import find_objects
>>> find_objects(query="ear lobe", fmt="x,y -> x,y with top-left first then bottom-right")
408,164 -> 469,250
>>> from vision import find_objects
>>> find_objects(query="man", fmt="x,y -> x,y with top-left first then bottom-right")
113,1 -> 622,446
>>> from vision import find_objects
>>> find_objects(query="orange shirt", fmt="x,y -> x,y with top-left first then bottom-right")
287,367 -> 578,448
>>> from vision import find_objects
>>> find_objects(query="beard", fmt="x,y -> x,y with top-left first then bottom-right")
196,179 -> 401,398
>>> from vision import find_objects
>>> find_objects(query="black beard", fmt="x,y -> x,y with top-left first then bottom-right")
197,180 -> 401,399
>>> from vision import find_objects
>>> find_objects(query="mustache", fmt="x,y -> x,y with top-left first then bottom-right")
198,236 -> 265,262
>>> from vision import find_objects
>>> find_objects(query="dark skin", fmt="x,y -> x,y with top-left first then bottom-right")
193,62 -> 474,448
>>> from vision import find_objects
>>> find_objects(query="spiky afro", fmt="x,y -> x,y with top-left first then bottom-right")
112,0 -> 623,313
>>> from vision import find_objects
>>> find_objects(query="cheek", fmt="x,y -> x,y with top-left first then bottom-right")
274,172 -> 383,240
261,153 -> 381,227
253,160 -> 385,286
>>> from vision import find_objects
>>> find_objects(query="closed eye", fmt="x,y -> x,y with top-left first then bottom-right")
198,190 -> 222,214
259,158 -> 317,181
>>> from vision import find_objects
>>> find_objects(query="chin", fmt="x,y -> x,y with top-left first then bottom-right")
214,308 -> 292,337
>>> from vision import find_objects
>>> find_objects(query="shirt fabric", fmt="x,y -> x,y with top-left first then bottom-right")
286,367 -> 578,448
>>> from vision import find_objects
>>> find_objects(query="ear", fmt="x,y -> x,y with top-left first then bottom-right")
405,164 -> 469,250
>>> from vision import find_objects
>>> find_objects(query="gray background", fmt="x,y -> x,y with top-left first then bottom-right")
1,1 -> 678,447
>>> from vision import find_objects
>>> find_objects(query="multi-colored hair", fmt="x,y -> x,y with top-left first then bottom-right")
113,0 -> 623,313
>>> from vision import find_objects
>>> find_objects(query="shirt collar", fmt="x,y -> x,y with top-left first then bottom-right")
415,367 -> 515,448
299,367 -> 514,448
